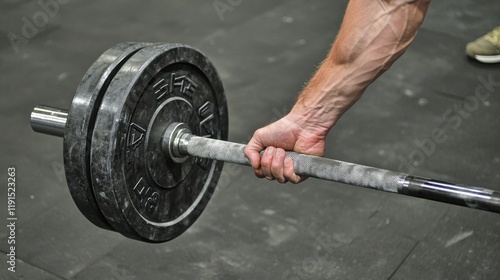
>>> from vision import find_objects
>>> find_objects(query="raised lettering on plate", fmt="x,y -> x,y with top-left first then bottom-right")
132,177 -> 148,203
133,177 -> 160,213
171,73 -> 198,97
153,73 -> 198,100
128,123 -> 146,150
153,78 -> 169,101
145,192 -> 160,213
198,102 -> 214,137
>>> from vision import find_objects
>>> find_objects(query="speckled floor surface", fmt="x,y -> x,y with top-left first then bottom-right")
1,1 -> 499,279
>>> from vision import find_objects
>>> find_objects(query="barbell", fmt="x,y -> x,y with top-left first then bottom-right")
31,42 -> 500,243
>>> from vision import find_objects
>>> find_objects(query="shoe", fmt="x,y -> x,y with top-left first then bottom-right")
466,26 -> 500,63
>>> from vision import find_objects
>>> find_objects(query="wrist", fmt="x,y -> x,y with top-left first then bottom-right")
288,61 -> 366,135
284,108 -> 334,138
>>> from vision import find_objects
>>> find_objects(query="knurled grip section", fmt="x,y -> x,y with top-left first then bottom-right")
182,135 -> 408,192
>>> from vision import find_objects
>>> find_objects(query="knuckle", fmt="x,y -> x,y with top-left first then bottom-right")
261,154 -> 272,167
271,162 -> 285,182
276,148 -> 286,158
254,128 -> 264,138
261,165 -> 271,178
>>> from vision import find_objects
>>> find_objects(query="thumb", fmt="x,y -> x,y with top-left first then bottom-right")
244,139 -> 264,170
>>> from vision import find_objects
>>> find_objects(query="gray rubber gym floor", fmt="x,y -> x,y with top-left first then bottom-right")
1,0 -> 499,279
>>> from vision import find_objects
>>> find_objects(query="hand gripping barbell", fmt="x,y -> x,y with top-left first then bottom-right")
31,42 -> 500,243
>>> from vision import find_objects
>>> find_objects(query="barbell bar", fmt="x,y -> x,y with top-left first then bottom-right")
30,43 -> 500,243
32,105 -> 500,214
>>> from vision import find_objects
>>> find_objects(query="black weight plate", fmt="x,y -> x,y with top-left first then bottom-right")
63,42 -> 152,230
91,43 -> 228,242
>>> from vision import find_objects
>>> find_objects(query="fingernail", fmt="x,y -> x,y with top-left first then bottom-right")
267,147 -> 275,154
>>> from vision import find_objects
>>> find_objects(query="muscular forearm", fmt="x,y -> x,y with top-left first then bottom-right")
245,0 -> 431,183
289,0 -> 431,136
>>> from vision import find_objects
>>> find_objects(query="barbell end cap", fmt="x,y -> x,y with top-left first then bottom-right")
30,105 -> 68,138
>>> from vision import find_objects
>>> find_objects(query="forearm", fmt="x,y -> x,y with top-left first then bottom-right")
289,0 -> 431,135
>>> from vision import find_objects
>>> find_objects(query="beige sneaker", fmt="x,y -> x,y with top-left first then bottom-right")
466,26 -> 500,63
